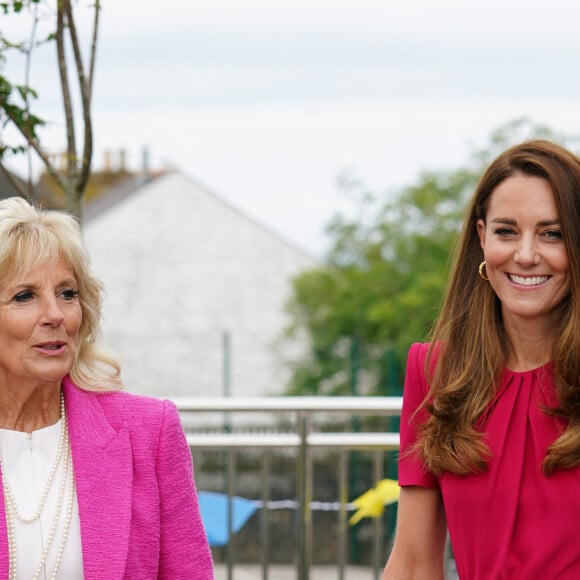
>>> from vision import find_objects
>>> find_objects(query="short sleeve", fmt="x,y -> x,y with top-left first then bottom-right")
398,342 -> 439,489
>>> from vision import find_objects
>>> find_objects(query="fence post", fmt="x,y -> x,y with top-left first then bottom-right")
338,449 -> 349,580
373,450 -> 385,580
296,412 -> 312,580
226,450 -> 235,580
261,452 -> 271,580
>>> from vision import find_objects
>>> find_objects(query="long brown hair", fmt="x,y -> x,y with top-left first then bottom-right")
417,139 -> 580,476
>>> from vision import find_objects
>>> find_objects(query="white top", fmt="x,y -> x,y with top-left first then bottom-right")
0,420 -> 84,579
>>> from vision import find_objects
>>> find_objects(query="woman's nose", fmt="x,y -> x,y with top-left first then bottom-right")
514,236 -> 539,265
40,297 -> 65,326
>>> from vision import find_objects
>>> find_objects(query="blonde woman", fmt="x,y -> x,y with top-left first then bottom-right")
0,197 -> 213,579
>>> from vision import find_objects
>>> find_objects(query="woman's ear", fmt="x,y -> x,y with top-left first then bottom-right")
476,219 -> 486,250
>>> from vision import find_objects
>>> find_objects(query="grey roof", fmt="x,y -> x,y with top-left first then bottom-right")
82,174 -> 155,221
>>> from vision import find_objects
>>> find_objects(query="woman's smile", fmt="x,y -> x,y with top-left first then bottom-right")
507,273 -> 550,287
477,173 -> 570,327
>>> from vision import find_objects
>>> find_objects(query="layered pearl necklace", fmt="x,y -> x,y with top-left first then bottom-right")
0,393 -> 75,580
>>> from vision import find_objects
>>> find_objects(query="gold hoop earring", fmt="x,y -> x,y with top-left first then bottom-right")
478,260 -> 489,281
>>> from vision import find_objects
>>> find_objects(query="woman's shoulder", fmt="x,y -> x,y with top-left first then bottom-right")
406,341 -> 441,366
408,342 -> 430,357
403,342 -> 444,397
95,388 -> 170,408
95,389 -> 178,425
65,378 -> 179,433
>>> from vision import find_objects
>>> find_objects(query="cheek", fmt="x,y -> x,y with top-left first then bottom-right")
483,245 -> 510,267
0,314 -> 36,342
66,306 -> 83,336
547,247 -> 570,275
557,254 -> 570,274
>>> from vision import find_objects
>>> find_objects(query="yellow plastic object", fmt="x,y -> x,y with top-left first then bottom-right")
348,478 -> 400,525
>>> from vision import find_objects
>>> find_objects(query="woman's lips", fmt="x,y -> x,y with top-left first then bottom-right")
508,274 -> 550,286
33,341 -> 66,354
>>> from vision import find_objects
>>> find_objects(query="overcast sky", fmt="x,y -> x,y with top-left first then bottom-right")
4,0 -> 580,257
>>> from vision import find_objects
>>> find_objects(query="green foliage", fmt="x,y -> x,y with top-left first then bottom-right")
0,0 -> 39,15
0,1 -> 51,162
0,75 -> 44,160
286,118 -> 578,396
0,4 -> 41,162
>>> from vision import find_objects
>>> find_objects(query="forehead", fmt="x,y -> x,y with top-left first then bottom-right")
487,174 -> 558,219
3,257 -> 76,287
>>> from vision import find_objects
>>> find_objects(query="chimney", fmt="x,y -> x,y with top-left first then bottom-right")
103,150 -> 111,172
141,146 -> 150,179
119,149 -> 127,173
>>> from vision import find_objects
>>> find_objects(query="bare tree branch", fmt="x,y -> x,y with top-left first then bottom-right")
0,1 -> 100,219
56,2 -> 77,178
23,1 -> 39,194
63,0 -> 94,201
0,161 -> 31,201
87,0 -> 100,101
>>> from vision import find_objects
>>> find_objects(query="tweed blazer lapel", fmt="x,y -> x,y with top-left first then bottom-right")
64,378 -> 133,580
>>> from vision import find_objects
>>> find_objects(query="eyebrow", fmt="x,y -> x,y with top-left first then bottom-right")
490,218 -> 561,227
9,278 -> 78,290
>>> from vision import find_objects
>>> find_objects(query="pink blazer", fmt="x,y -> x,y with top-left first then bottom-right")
0,377 -> 214,579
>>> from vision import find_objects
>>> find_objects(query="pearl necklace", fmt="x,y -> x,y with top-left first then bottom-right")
1,393 -> 76,580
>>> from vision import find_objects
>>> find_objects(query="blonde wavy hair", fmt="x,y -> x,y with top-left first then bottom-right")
0,197 -> 122,391
417,139 -> 580,476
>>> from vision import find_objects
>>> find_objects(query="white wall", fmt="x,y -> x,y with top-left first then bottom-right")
83,172 -> 317,398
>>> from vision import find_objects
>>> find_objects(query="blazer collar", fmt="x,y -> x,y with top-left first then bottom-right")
64,377 -> 133,580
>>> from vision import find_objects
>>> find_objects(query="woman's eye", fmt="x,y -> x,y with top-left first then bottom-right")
494,227 -> 515,237
13,291 -> 34,303
544,229 -> 563,240
59,288 -> 79,301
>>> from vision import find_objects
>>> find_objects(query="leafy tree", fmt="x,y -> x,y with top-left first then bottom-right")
286,118 -> 577,396
0,0 -> 100,218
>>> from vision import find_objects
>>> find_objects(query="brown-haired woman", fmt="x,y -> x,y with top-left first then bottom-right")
383,139 -> 580,579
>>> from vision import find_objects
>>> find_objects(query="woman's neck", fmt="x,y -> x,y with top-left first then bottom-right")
0,385 -> 62,432
503,324 -> 553,372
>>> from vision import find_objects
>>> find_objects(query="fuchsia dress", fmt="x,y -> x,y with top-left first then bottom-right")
399,342 -> 580,580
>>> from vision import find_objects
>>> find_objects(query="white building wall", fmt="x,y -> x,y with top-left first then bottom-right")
83,172 -> 317,398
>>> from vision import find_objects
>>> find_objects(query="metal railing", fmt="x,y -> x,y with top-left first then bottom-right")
173,396 -> 402,580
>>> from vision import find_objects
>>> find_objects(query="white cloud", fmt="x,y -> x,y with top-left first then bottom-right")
3,0 -> 580,256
